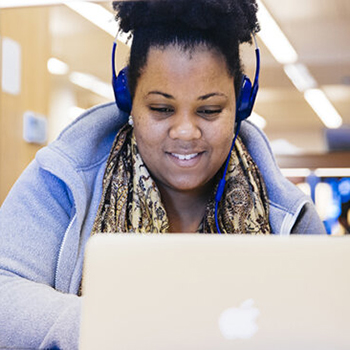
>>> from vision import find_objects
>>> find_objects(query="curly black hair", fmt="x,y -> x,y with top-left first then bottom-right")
112,0 -> 260,100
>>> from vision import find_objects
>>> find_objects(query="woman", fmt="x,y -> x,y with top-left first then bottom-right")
0,0 -> 326,349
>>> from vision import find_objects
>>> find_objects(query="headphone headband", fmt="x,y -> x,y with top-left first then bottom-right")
112,35 -> 260,120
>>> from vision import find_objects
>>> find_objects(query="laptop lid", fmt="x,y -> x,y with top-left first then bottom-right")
79,234 -> 350,350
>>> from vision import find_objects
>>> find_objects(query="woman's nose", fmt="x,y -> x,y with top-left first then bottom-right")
169,113 -> 201,141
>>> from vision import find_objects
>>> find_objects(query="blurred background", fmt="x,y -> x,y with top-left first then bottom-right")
0,0 -> 349,234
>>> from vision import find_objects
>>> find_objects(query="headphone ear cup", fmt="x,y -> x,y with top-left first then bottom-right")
236,75 -> 253,124
113,67 -> 132,114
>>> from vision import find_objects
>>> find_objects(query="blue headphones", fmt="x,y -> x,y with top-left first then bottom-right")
112,36 -> 260,233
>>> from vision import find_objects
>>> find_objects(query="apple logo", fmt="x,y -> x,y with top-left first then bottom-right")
218,299 -> 260,340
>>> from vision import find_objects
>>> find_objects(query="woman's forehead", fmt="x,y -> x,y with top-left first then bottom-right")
134,46 -> 235,101
142,45 -> 231,79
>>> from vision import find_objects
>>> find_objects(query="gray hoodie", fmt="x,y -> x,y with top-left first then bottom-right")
0,102 -> 326,349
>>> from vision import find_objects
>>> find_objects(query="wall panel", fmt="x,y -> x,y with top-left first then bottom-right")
0,7 -> 50,204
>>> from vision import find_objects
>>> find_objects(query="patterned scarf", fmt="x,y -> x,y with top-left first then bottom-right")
92,123 -> 270,234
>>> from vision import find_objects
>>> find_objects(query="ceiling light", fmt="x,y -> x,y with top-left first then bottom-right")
281,168 -> 350,178
63,2 -> 130,45
64,2 -> 117,36
47,57 -> 69,75
270,139 -> 303,155
284,63 -> 317,92
69,71 -> 114,100
280,168 -> 312,178
314,168 -> 350,178
0,0 -> 105,8
0,0 -> 61,7
256,0 -> 298,64
304,89 -> 343,129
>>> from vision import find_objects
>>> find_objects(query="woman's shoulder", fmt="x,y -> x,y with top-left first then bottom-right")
240,120 -> 323,233
240,120 -> 275,164
38,103 -> 128,172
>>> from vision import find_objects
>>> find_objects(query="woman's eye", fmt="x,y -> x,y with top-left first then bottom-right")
149,107 -> 174,114
198,109 -> 223,116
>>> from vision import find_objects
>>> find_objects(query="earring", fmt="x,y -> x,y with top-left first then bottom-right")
128,115 -> 134,127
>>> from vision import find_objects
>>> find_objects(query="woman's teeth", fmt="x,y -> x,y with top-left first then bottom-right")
171,153 -> 199,160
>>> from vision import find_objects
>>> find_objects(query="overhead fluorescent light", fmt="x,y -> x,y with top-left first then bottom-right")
256,0 -> 298,64
63,2 -> 130,46
250,112 -> 267,129
280,168 -> 312,178
64,2 -> 117,36
47,57 -> 69,75
0,0 -> 61,7
0,0 -> 106,8
69,71 -> 114,100
304,89 -> 343,129
270,139 -> 303,155
281,168 -> 350,179
315,168 -> 350,178
284,63 -> 317,92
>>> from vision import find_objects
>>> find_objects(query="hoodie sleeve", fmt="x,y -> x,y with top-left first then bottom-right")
0,159 -> 81,349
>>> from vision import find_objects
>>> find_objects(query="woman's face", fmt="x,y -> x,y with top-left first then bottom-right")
131,45 -> 236,195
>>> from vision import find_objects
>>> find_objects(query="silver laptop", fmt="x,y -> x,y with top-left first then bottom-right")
79,234 -> 350,350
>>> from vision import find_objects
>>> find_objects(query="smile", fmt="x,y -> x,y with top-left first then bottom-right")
170,153 -> 199,161
166,152 -> 204,168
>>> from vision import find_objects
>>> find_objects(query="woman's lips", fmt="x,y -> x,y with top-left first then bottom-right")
166,152 -> 204,167
170,153 -> 199,160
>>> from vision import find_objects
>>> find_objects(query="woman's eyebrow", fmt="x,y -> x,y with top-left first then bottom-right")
198,92 -> 228,100
147,91 -> 175,99
147,91 -> 228,101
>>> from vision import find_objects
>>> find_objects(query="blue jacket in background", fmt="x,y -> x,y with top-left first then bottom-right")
0,102 -> 326,349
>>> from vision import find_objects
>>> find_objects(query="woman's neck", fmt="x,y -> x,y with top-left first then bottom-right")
157,183 -> 214,233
